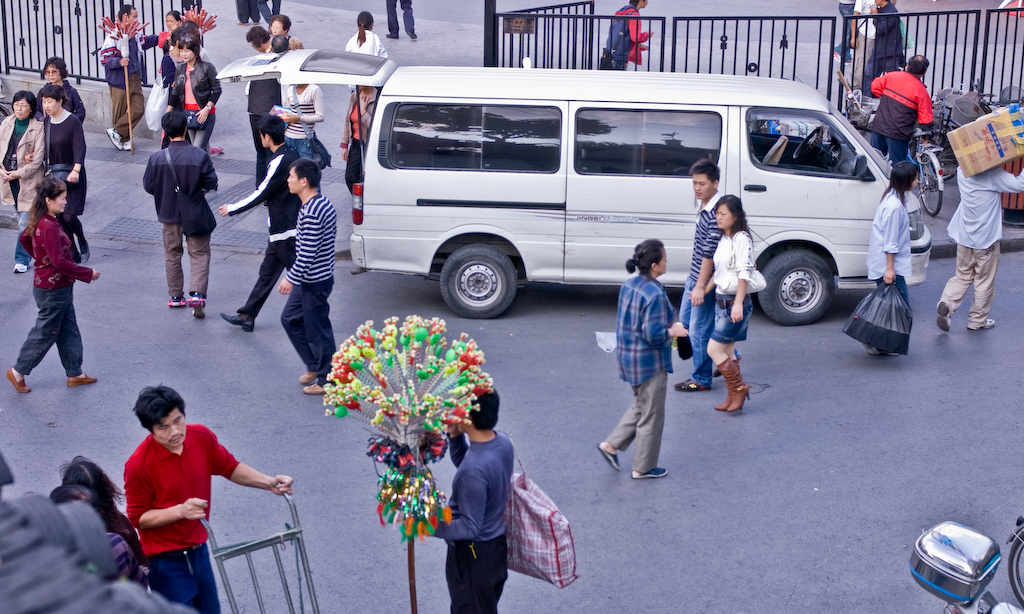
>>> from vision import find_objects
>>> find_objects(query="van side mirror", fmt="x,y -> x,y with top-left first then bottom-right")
853,155 -> 874,181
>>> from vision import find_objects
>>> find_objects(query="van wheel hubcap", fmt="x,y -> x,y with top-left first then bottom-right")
459,264 -> 499,304
780,269 -> 820,313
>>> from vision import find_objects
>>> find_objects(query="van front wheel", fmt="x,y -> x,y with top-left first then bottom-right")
759,249 -> 835,326
440,245 -> 518,319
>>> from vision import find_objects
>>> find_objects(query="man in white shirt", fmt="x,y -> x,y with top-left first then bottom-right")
936,165 -> 1024,332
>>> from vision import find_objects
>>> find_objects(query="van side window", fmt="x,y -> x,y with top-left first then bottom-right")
747,109 -> 861,177
575,109 -> 722,176
389,104 -> 561,172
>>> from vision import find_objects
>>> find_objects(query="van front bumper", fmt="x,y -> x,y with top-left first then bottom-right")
908,240 -> 931,286
349,233 -> 365,268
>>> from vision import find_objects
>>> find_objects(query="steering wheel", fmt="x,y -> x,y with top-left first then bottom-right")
792,126 -> 824,160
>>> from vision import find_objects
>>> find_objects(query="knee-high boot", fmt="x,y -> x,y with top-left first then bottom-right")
715,358 -> 750,412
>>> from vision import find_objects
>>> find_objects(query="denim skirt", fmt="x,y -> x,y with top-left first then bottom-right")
711,295 -> 753,344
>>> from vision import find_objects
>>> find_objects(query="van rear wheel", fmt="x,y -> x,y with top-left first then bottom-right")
440,245 -> 517,319
759,249 -> 835,326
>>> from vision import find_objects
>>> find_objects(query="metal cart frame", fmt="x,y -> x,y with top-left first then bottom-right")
201,494 -> 320,614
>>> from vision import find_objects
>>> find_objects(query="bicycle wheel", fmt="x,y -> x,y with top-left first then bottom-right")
1008,528 -> 1024,607
916,150 -> 943,217
0,104 -> 9,118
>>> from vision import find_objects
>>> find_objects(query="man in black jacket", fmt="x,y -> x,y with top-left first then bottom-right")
219,115 -> 301,332
245,26 -> 282,185
143,111 -> 219,319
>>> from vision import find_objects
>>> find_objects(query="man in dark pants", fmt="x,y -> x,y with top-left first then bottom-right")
386,0 -> 416,40
219,115 -> 301,332
869,54 -> 933,164
125,385 -> 293,612
278,159 -> 337,396
433,391 -> 514,614
245,26 -> 281,185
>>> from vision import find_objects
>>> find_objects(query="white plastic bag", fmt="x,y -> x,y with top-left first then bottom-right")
145,86 -> 169,132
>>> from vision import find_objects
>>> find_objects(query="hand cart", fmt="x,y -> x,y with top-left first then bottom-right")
201,494 -> 320,614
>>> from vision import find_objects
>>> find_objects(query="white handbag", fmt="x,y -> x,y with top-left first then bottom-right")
719,233 -> 767,294
144,85 -> 170,132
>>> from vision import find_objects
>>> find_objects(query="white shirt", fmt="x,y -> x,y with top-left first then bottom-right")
854,0 -> 876,38
948,166 -> 1024,250
345,31 -> 389,58
712,231 -> 755,294
867,190 -> 911,279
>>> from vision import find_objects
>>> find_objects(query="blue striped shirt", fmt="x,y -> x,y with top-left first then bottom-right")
689,200 -> 722,284
616,275 -> 675,387
287,194 -> 337,284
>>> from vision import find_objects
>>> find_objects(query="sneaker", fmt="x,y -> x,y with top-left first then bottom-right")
936,302 -> 951,332
188,292 -> 206,318
119,140 -> 131,152
674,379 -> 710,392
13,263 -> 28,273
210,147 -> 224,155
408,31 -> 418,40
632,468 -> 668,479
968,319 -> 995,330
833,50 -> 842,63
168,296 -> 187,308
105,128 -> 122,148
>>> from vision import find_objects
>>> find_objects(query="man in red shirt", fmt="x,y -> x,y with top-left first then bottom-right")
124,385 -> 293,612
869,55 -> 933,164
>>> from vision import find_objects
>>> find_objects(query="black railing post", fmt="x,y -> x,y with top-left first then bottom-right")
484,0 -> 498,67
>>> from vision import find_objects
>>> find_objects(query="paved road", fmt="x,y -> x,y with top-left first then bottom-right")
3,223 -> 1024,612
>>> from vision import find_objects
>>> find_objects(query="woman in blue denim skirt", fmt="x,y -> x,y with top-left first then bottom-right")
705,195 -> 754,413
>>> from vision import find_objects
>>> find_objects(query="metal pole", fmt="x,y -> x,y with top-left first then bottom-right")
484,0 -> 497,67
408,540 -> 418,614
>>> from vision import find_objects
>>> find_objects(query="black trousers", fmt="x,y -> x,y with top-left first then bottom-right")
345,139 -> 363,195
280,278 -> 335,386
446,535 -> 508,614
15,285 -> 84,377
250,114 -> 269,186
238,238 -> 295,319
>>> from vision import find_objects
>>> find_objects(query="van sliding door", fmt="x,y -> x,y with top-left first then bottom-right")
564,104 -> 727,286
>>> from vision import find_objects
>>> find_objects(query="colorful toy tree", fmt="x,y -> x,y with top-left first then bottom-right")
323,315 -> 493,613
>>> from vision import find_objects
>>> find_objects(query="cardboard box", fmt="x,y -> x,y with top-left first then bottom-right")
949,103 -> 1024,177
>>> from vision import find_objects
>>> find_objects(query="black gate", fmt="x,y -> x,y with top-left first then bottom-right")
978,7 -> 1024,104
1,0 -> 199,85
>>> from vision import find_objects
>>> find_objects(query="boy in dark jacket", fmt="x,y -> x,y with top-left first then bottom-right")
219,115 -> 302,332
100,4 -> 159,151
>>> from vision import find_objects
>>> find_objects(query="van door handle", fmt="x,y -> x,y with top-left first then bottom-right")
744,184 -> 767,193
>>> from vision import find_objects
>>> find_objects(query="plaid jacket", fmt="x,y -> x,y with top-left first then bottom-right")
616,274 -> 675,386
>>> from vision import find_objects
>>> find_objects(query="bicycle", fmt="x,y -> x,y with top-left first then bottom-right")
907,128 -> 944,217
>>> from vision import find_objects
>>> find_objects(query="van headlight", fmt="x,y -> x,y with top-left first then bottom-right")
908,208 -> 925,241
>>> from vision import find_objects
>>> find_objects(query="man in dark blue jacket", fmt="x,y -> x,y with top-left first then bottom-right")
100,4 -> 159,150
219,115 -> 302,332
143,111 -> 219,319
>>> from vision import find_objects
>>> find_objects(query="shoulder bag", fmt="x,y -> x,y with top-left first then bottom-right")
163,148 -> 217,237
44,118 -> 79,189
718,232 -> 767,294
289,86 -> 331,170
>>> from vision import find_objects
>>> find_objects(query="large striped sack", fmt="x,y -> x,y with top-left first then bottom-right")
504,462 -> 578,588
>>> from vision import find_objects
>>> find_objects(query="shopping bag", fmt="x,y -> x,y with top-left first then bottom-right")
843,283 -> 913,354
505,452 -> 578,588
145,85 -> 169,132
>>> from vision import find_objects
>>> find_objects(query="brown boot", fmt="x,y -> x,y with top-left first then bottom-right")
716,358 -> 751,412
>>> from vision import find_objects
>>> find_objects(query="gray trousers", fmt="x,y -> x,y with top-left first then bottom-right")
15,285 -> 84,377
606,370 -> 668,473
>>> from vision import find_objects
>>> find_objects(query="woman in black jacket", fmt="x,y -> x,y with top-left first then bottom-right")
165,36 -> 221,153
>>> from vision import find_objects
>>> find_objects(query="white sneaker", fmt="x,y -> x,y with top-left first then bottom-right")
118,140 -> 131,152
13,263 -> 28,273
105,128 -> 122,148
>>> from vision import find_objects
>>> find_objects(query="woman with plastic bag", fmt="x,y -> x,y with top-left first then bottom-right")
862,160 -> 918,355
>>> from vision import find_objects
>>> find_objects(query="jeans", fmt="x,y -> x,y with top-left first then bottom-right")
238,239 -> 295,319
15,210 -> 30,266
281,278 -> 336,385
149,543 -> 221,613
870,132 -> 910,165
711,296 -> 753,345
187,112 -> 216,154
285,136 -> 314,160
835,3 -> 855,60
235,0 -> 259,23
15,285 -> 84,377
256,0 -> 281,23
874,275 -> 910,307
387,0 -> 415,36
679,277 -> 716,388
446,535 -> 508,614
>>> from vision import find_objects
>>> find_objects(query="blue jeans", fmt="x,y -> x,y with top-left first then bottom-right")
256,0 -> 281,23
874,275 -> 910,307
679,277 -> 716,388
870,132 -> 910,165
835,3 -> 855,60
149,543 -> 220,613
711,296 -> 753,344
15,210 -> 31,265
387,0 -> 415,36
281,278 -> 336,386
285,135 -> 313,160
14,285 -> 84,377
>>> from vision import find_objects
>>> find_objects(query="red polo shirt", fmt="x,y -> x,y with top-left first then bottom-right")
124,424 -> 240,557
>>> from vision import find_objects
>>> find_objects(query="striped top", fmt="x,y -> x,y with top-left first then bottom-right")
283,84 -> 324,140
287,194 -> 337,284
688,198 -> 722,284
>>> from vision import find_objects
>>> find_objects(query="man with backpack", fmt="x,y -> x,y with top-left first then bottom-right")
600,0 -> 650,71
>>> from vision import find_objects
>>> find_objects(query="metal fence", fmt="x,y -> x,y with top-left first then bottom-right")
1,0 -> 199,86
670,16 -> 836,101
978,7 -> 1024,105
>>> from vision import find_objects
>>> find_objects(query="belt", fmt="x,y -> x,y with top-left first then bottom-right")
151,543 -> 203,559
716,298 -> 735,309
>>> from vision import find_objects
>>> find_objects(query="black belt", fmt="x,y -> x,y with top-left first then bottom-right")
151,544 -> 203,559
716,298 -> 735,309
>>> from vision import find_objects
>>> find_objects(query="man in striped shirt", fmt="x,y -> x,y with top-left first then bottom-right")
278,159 -> 337,395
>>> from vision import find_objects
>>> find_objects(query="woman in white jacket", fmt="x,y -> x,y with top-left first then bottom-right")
345,12 -> 389,58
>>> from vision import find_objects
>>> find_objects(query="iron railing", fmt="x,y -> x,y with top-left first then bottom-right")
978,7 -> 1024,105
1,0 -> 200,86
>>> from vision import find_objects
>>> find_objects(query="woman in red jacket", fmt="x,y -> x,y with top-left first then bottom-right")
6,177 -> 100,393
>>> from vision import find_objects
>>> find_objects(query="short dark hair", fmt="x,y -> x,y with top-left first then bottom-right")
117,4 -> 134,20
247,25 -> 271,47
689,158 -> 720,182
625,239 -> 665,276
271,34 -> 289,53
162,110 -> 188,139
38,83 -> 66,104
471,390 -> 500,431
258,114 -> 287,145
42,56 -> 68,80
290,158 -> 321,189
134,385 -> 186,432
50,484 -> 94,505
907,55 -> 930,76
269,14 -> 291,32
13,90 -> 37,116
178,36 -> 202,57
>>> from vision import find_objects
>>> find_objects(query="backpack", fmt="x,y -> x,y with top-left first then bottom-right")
604,5 -> 639,62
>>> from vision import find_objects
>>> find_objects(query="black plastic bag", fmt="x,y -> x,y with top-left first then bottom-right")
676,336 -> 692,360
843,283 -> 913,355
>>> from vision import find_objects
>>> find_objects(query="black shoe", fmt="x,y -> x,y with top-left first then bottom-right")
221,312 -> 254,332
386,33 -> 399,39
408,31 -> 417,40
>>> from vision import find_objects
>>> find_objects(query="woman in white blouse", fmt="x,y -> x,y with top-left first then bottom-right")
282,81 -> 325,162
703,195 -> 754,412
345,12 -> 389,58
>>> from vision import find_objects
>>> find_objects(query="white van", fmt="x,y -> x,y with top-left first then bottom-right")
218,51 -> 931,325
